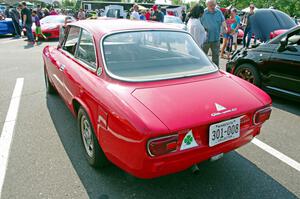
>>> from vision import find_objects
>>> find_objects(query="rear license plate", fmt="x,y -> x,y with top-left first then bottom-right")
209,118 -> 240,147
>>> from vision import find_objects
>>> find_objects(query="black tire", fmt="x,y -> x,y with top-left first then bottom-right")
44,66 -> 56,94
234,63 -> 261,86
78,107 -> 108,168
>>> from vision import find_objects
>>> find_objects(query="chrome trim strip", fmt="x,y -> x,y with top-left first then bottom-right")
266,86 -> 300,97
99,29 -> 218,83
266,74 -> 300,82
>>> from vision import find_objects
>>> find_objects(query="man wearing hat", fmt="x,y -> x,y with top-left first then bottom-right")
151,5 -> 164,22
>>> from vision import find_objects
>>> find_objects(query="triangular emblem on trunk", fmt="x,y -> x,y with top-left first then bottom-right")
215,103 -> 226,111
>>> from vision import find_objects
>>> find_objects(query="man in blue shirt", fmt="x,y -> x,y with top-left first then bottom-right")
242,3 -> 255,48
201,0 -> 227,66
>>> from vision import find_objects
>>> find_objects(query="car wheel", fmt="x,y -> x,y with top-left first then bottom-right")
78,107 -> 108,168
234,63 -> 261,86
44,67 -> 56,94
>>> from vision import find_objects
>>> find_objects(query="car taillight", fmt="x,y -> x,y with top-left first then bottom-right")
240,114 -> 251,129
253,106 -> 272,125
147,135 -> 178,157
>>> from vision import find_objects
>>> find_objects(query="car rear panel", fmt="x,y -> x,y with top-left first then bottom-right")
102,72 -> 271,178
104,118 -> 262,179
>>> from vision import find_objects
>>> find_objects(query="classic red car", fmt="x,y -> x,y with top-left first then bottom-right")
43,19 -> 272,179
32,15 -> 76,39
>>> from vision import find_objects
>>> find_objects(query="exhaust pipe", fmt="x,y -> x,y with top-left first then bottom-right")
191,164 -> 200,174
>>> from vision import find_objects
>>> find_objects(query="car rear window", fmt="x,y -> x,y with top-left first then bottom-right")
102,31 -> 217,82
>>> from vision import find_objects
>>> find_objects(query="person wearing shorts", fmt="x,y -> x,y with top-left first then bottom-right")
220,10 -> 235,59
230,8 -> 240,52
32,10 -> 46,43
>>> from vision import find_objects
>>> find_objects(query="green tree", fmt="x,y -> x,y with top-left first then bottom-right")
134,0 -> 156,3
218,0 -> 300,17
62,0 -> 75,7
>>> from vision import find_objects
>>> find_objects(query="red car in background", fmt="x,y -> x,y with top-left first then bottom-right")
269,29 -> 288,39
237,28 -> 244,44
32,15 -> 76,39
221,29 -> 244,44
43,19 -> 272,179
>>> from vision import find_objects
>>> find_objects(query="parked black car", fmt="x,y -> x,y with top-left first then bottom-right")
226,25 -> 300,101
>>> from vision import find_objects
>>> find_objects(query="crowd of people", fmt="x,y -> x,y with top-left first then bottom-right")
186,0 -> 257,66
130,4 -> 164,22
126,0 -> 258,66
0,0 -> 259,61
0,2 -> 70,46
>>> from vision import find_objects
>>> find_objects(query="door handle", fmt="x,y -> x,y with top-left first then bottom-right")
59,64 -> 65,71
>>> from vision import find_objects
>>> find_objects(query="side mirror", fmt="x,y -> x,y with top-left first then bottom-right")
278,39 -> 287,52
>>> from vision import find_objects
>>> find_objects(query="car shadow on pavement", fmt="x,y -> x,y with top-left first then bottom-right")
46,94 -> 298,199
271,96 -> 300,116
0,35 -> 13,39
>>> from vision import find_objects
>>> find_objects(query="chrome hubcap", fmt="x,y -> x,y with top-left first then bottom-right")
237,68 -> 254,83
81,115 -> 94,157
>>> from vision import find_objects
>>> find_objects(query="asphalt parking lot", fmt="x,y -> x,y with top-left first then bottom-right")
0,37 -> 299,199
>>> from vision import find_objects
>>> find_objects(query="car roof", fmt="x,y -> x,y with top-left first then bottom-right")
251,9 -> 296,42
69,18 -> 183,36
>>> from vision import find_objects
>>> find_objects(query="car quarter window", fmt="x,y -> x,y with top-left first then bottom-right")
76,29 -> 97,69
62,26 -> 81,55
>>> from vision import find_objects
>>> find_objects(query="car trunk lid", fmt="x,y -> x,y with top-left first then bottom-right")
132,74 -> 263,131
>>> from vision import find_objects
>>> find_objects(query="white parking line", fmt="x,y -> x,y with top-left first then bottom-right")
0,78 -> 24,197
252,138 -> 300,172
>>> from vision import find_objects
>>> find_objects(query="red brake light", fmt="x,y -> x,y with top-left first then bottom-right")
240,114 -> 251,129
147,135 -> 178,157
253,106 -> 272,125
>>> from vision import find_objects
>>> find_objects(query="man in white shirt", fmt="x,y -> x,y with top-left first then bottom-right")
131,4 -> 140,20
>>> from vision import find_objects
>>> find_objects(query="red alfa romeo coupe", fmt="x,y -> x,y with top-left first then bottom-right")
43,19 -> 272,178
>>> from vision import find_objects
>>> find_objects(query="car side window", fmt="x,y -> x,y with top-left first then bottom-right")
76,29 -> 97,68
287,30 -> 300,46
62,26 -> 81,55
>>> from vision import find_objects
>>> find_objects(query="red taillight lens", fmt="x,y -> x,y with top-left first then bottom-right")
240,114 -> 251,129
253,106 -> 272,125
147,135 -> 178,157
